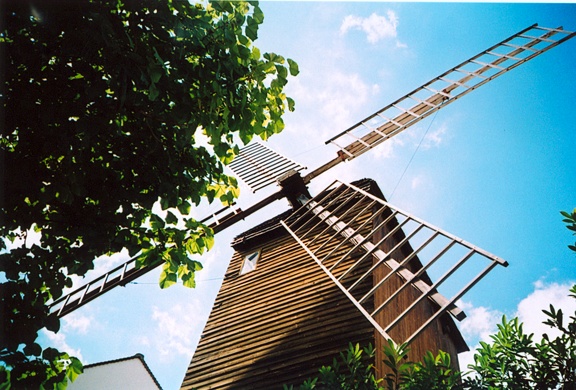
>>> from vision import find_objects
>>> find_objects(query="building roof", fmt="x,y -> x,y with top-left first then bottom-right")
231,178 -> 376,251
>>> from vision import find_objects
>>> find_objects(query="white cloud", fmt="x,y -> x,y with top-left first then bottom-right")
318,72 -> 374,130
62,312 -> 93,335
42,330 -> 84,362
286,68 -> 377,144
149,301 -> 209,362
134,335 -> 151,347
410,175 -> 424,190
458,300 -> 503,343
457,280 -> 576,372
340,11 -> 402,45
516,280 -> 576,340
422,123 -> 448,150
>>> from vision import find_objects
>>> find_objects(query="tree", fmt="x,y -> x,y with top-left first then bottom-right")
464,286 -> 576,389
0,0 -> 297,387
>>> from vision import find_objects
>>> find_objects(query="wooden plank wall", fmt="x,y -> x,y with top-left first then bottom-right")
370,191 -> 464,376
181,227 -> 376,389
181,179 -> 467,389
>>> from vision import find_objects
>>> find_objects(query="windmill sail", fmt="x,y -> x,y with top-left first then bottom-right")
304,24 -> 576,183
183,179 -> 470,388
48,197 -> 285,317
281,180 -> 507,346
229,142 -> 306,192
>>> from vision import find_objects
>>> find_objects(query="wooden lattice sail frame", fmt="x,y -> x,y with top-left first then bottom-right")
281,180 -> 507,346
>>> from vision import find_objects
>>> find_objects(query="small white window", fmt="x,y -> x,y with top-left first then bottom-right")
240,250 -> 261,275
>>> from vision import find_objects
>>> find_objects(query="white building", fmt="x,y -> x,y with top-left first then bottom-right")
67,353 -> 162,390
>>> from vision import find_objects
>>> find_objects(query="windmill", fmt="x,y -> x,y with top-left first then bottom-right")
47,24 -> 575,388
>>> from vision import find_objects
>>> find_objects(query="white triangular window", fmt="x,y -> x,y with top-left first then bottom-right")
240,250 -> 261,275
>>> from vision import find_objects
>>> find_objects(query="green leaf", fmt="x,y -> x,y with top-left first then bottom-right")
251,46 -> 261,61
66,357 -> 83,383
276,64 -> 288,80
287,97 -> 295,112
165,211 -> 178,225
191,260 -> 203,271
149,83 -> 159,101
181,270 -> 196,288
24,342 -> 42,356
287,58 -> 299,76
204,235 -> 215,251
264,52 -> 284,64
252,4 -> 264,23
45,313 -> 60,333
177,201 -> 191,215
149,67 -> 162,83
150,214 -> 165,231
159,264 -> 177,289
185,237 -> 200,254
211,1 -> 233,13
246,17 -> 258,41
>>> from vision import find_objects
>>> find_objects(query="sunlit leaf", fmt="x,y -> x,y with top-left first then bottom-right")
159,264 -> 177,289
66,357 -> 83,383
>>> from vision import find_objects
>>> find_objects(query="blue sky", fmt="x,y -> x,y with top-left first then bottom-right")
39,3 -> 576,389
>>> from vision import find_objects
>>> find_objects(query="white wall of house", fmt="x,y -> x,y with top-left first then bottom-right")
67,355 -> 161,390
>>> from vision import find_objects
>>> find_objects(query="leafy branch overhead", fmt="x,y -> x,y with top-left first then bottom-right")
1,0 -> 297,388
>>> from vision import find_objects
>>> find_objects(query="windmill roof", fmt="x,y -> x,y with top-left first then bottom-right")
231,178 -> 376,251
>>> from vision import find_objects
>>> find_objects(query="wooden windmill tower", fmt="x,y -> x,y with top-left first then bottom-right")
47,24 -> 575,389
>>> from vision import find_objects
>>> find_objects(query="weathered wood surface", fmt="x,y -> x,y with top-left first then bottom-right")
181,231 -> 375,389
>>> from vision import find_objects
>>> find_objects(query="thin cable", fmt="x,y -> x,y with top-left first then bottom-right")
389,111 -> 439,201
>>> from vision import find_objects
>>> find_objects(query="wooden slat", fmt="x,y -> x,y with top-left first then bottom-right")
229,142 -> 306,192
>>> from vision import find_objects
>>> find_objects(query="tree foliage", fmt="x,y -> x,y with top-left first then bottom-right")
287,283 -> 576,390
464,285 -> 576,389
0,0 -> 297,387
284,342 -> 460,390
283,343 -> 384,390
